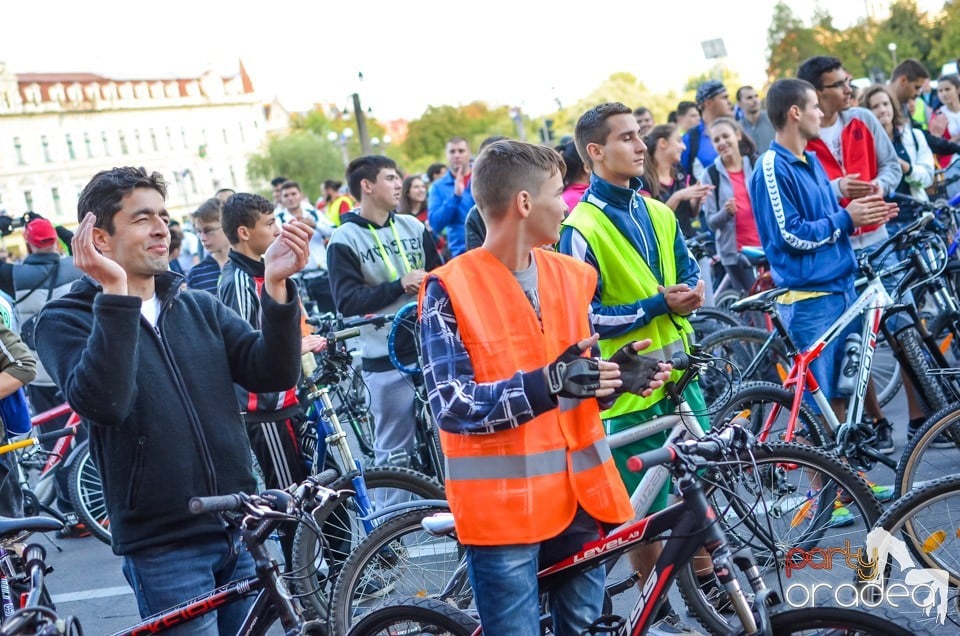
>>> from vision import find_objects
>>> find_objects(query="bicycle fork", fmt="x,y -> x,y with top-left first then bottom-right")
308,386 -> 377,535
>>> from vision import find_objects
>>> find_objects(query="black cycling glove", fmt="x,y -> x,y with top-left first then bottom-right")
545,343 -> 602,399
608,344 -> 665,395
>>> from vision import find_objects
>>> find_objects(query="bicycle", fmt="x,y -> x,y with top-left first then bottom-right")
287,317 -> 445,620
346,424 -> 918,635
714,212 -> 959,475
327,352 -> 882,635
5,404 -> 106,544
0,470 -> 346,636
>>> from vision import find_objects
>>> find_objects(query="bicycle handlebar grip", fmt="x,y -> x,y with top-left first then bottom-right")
626,446 -> 676,473
670,351 -> 691,370
315,468 -> 340,487
189,493 -> 244,515
330,327 -> 361,342
35,423 -> 79,445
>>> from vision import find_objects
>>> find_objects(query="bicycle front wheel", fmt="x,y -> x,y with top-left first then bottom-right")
758,606 -> 916,635
677,442 -> 882,635
66,444 -> 111,545
345,597 -> 477,636
713,382 -> 828,447
330,506 -> 467,636
288,466 -> 444,620
874,474 -> 960,622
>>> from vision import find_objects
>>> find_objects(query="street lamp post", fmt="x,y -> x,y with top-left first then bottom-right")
888,42 -> 898,70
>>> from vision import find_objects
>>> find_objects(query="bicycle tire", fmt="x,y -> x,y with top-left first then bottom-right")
712,381 -> 828,447
66,445 -> 111,545
677,442 -> 882,635
876,473 -> 960,587
289,466 -> 444,620
899,328 -> 952,413
345,597 -> 477,636
756,606 -> 915,635
688,307 -> 740,345
333,372 -> 376,460
330,506 -> 467,636
696,327 -> 791,406
894,401 -> 960,496
872,331 -> 902,408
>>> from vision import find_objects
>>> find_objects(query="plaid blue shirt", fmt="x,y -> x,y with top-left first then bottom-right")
419,277 -> 558,435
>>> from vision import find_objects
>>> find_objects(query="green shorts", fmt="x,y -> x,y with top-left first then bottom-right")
604,382 -> 709,513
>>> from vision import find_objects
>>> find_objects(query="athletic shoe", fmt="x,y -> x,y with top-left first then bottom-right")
648,610 -> 704,635
55,522 -> 91,539
874,421 -> 895,455
907,421 -> 954,448
829,501 -> 855,528
868,482 -> 895,503
797,490 -> 854,528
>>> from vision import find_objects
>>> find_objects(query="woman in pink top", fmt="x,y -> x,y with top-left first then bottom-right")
702,117 -> 761,294
559,141 -> 590,212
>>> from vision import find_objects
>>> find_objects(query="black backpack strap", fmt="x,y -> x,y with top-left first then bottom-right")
685,126 -> 701,176
707,163 -> 721,210
14,260 -> 59,306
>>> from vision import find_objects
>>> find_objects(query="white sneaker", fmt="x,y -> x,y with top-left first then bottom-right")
647,610 -> 704,635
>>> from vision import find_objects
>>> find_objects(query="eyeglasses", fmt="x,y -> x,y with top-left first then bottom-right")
197,226 -> 221,236
821,79 -> 852,90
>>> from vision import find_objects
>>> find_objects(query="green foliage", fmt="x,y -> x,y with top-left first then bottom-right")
767,0 -> 951,84
246,131 -> 344,202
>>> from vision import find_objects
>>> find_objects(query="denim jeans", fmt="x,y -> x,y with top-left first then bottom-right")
465,507 -> 606,636
121,529 -> 257,635
779,288 -> 859,401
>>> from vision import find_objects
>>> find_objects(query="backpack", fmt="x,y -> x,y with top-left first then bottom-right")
706,163 -> 721,211
0,295 -> 32,437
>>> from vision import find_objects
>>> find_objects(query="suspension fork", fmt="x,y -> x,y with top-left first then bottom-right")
308,385 -> 376,534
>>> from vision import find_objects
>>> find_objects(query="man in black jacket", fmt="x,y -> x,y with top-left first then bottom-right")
35,167 -> 310,635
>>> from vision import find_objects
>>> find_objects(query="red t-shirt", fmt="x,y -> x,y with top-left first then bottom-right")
728,170 -> 761,250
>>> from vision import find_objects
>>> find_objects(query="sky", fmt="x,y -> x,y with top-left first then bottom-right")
1,0 -> 949,121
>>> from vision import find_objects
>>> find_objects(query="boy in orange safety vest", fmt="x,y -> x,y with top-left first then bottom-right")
418,140 -> 671,636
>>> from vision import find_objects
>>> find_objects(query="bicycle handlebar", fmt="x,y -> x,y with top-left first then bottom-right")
188,469 -> 340,515
863,211 -> 936,267
625,422 -> 753,473
329,327 -> 361,342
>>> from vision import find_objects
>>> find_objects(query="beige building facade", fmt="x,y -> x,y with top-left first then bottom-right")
0,61 -> 267,227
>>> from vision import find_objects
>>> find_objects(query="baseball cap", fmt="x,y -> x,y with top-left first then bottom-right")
696,80 -> 727,107
24,218 -> 57,248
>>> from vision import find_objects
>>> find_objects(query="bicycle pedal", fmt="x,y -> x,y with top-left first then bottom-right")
582,615 -> 625,635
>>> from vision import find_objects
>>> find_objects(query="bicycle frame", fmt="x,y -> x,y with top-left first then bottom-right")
772,277 -> 890,444
512,464 -> 769,636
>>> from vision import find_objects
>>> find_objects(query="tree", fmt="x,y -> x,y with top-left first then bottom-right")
766,2 -> 824,82
399,102 -> 516,173
928,0 -> 960,75
246,132 -> 344,201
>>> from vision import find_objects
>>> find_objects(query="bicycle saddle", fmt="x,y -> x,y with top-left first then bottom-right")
741,245 -> 767,266
420,512 -> 456,537
0,515 -> 63,537
729,287 -> 788,313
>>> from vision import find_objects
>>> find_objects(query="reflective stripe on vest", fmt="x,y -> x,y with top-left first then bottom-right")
562,197 -> 692,418
445,439 -> 613,480
421,248 -> 633,545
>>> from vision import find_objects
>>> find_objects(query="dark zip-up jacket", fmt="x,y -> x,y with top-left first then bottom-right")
35,272 -> 301,555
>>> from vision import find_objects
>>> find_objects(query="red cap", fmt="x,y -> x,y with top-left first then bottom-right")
24,219 -> 57,248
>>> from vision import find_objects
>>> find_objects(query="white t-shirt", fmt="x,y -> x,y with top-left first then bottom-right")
141,294 -> 160,327
820,118 -> 844,166
939,107 -> 960,140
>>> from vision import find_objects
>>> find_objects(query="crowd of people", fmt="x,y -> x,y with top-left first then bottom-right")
0,52 -> 955,636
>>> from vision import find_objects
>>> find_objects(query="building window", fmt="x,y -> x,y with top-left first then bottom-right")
119,131 -> 129,155
65,133 -> 76,160
238,123 -> 246,143
134,130 -> 143,153
51,187 -> 62,216
149,128 -> 158,152
222,128 -> 229,145
83,132 -> 93,158
101,131 -> 110,156
180,127 -> 188,148
23,190 -> 33,211
13,137 -> 24,165
201,128 -> 208,144
41,135 -> 52,163
165,127 -> 174,150
229,165 -> 238,187
188,171 -> 198,194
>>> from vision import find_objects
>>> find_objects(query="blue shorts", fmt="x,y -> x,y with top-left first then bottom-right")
779,289 -> 859,401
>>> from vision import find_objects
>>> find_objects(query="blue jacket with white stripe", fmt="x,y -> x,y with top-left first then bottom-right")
749,142 -> 857,293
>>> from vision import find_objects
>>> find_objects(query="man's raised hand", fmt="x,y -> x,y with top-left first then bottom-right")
72,212 -> 128,295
